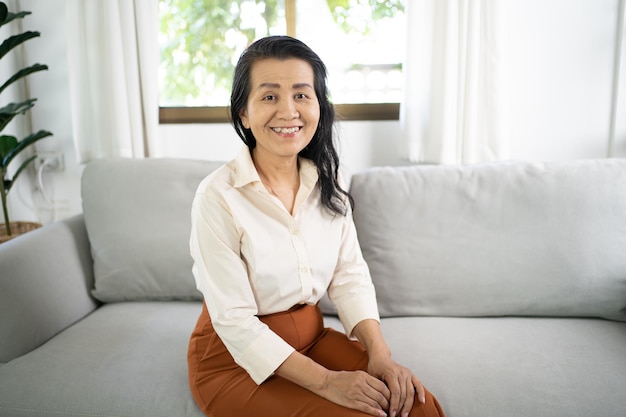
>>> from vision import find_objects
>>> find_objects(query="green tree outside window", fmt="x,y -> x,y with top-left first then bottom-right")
159,0 -> 404,107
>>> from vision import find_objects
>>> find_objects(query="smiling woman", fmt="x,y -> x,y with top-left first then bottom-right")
186,35 -> 445,417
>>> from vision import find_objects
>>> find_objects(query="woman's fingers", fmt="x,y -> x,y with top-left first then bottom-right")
384,374 -> 402,417
355,371 -> 390,414
413,374 -> 426,404
396,377 -> 415,417
324,370 -> 391,417
365,374 -> 391,410
383,367 -> 427,417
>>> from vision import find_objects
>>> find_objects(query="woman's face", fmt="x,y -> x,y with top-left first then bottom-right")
240,58 -> 320,161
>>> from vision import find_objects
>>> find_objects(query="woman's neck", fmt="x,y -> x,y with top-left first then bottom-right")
252,149 -> 301,214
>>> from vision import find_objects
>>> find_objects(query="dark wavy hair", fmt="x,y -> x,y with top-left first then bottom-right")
230,36 -> 352,216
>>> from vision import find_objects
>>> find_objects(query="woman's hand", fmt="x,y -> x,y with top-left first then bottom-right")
352,319 -> 427,417
276,351 -> 391,417
367,355 -> 426,417
320,370 -> 391,417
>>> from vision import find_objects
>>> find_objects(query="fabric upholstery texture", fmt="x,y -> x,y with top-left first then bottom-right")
0,302 -> 204,417
350,159 -> 626,320
324,315 -> 626,417
82,158 -> 223,302
0,215 -> 97,363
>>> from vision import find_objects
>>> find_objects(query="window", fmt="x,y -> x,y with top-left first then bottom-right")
159,0 -> 405,123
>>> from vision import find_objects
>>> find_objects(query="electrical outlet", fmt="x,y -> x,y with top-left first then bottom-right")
35,151 -> 65,172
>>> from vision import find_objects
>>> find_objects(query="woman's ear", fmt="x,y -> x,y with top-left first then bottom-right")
239,108 -> 250,129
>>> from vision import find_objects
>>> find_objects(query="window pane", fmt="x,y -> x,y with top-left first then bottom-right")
297,0 -> 405,104
159,0 -> 286,107
158,0 -> 405,107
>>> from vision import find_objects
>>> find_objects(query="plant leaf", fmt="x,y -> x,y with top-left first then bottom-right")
6,154 -> 36,193
0,11 -> 30,28
0,99 -> 36,131
0,31 -> 40,61
2,129 -> 52,169
0,3 -> 7,25
0,63 -> 48,95
0,99 -> 36,114
0,135 -> 17,163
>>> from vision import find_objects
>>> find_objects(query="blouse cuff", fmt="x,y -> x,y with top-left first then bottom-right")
336,296 -> 380,339
238,329 -> 296,385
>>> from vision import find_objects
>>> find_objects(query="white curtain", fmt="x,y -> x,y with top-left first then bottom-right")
66,0 -> 159,163
401,0 -> 509,164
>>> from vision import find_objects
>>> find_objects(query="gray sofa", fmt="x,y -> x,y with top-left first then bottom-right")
1,157 -> 625,417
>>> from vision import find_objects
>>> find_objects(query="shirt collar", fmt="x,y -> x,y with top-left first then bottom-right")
233,145 -> 319,190
233,146 -> 259,188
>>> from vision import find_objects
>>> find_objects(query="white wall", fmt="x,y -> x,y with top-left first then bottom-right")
5,0 -> 626,225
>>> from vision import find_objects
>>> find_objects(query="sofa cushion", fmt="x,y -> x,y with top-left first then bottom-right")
0,302 -> 204,417
324,315 -> 626,417
350,159 -> 626,320
82,158 -> 223,302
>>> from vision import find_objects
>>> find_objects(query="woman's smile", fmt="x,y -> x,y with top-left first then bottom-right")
271,126 -> 302,135
239,58 -> 320,161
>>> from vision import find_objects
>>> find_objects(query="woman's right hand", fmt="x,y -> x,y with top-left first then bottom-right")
320,370 -> 391,417
275,351 -> 391,416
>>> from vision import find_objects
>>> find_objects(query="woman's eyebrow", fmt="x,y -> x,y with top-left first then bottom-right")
256,82 -> 313,90
257,82 -> 280,90
293,82 -> 313,89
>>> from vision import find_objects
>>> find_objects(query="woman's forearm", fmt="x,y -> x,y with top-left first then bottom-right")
275,351 -> 330,393
275,348 -> 391,417
352,319 -> 392,360
274,319 -> 391,389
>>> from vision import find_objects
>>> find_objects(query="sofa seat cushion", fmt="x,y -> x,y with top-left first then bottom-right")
324,316 -> 626,417
0,302 -> 204,417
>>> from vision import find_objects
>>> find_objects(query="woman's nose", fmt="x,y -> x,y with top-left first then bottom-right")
278,98 -> 299,120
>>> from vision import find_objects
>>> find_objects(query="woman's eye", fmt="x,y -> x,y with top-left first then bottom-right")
263,94 -> 276,101
295,93 -> 307,100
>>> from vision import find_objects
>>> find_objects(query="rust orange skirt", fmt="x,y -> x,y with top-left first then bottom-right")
188,303 -> 444,417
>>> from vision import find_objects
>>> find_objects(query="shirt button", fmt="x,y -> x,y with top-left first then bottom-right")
291,226 -> 301,235
300,266 -> 309,274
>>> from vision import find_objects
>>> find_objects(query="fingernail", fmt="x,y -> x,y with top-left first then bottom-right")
402,413 -> 409,417
390,412 -> 396,417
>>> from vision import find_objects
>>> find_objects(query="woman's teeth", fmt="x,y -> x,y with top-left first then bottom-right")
272,127 -> 300,134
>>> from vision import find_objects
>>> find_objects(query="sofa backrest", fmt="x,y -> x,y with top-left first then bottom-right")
82,158 -> 224,303
350,159 -> 626,321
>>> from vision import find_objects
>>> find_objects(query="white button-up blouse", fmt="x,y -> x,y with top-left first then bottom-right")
189,146 -> 380,384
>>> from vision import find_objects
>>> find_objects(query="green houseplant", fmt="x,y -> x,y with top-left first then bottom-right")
0,1 -> 52,239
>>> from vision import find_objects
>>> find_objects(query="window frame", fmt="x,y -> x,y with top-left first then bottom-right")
158,0 -> 402,124
159,103 -> 400,124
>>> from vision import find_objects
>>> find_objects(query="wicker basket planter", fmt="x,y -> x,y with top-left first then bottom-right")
0,221 -> 42,243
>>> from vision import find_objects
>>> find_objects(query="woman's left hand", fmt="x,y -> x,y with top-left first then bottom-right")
352,319 -> 427,417
367,355 -> 426,417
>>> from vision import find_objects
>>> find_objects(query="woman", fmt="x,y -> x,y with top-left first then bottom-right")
188,36 -> 445,417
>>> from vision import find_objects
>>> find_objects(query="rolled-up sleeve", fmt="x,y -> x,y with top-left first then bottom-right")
190,184 -> 295,384
328,208 -> 380,338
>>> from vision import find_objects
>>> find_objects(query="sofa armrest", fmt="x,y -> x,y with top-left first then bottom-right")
0,215 -> 99,363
